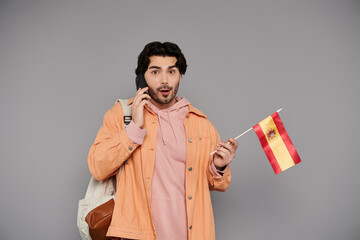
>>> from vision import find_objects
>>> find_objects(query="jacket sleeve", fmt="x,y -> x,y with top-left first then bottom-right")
87,103 -> 138,181
206,120 -> 232,192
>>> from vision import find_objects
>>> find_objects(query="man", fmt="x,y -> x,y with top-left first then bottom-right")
88,42 -> 238,240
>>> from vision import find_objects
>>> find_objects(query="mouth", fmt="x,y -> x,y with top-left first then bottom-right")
159,88 -> 171,96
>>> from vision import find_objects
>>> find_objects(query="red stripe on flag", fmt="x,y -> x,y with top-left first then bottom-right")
271,112 -> 301,165
253,123 -> 282,174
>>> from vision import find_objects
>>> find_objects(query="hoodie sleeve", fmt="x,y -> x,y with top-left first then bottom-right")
87,103 -> 139,181
206,120 -> 231,192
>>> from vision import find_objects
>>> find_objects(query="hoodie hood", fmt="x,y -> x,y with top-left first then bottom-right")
147,97 -> 190,145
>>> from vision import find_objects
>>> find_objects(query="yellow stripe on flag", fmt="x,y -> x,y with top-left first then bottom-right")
258,116 -> 295,172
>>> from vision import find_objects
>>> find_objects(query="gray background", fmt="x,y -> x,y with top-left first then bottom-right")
1,0 -> 359,239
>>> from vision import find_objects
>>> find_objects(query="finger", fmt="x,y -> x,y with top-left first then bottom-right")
215,145 -> 230,159
218,141 -> 233,152
215,150 -> 231,165
216,147 -> 234,165
134,87 -> 149,100
215,141 -> 226,149
139,93 -> 151,105
137,92 -> 151,100
139,86 -> 149,95
140,99 -> 149,107
220,138 -> 238,155
228,138 -> 238,148
133,87 -> 142,100
215,149 -> 227,159
133,89 -> 141,104
134,89 -> 150,105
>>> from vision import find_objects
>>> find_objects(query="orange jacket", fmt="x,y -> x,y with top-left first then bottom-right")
88,99 -> 231,240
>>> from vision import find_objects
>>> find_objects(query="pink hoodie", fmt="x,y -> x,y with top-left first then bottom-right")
147,97 -> 189,240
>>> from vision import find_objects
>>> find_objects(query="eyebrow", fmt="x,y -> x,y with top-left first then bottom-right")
148,65 -> 177,70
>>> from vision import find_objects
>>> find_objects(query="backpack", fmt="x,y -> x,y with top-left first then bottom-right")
77,99 -> 131,240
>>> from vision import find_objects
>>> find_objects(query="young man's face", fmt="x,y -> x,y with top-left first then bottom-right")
144,55 -> 182,109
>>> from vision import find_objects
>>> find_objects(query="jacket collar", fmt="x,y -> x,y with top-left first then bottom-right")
188,104 -> 207,118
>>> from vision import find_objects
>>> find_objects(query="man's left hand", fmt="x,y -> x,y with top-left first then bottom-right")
213,138 -> 238,170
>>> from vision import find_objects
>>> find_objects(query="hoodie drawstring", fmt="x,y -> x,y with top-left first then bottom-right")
157,111 -> 166,145
168,111 -> 178,144
147,97 -> 190,146
157,110 -> 178,145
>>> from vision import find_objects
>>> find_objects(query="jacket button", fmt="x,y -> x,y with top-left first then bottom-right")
188,167 -> 192,171
188,138 -> 192,143
128,146 -> 133,151
186,114 -> 190,118
189,225 -> 192,230
188,195 -> 192,200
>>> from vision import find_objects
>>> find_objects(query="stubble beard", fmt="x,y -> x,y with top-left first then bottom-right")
148,83 -> 180,106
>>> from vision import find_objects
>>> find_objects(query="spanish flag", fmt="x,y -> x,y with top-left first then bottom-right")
253,112 -> 301,174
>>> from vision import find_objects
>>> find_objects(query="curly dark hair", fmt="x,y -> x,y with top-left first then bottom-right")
135,41 -> 187,75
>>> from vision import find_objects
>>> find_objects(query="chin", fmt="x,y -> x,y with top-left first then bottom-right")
157,95 -> 175,105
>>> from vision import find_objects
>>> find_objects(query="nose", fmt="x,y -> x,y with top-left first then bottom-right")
160,72 -> 168,84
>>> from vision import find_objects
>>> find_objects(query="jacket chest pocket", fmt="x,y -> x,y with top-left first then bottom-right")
187,136 -> 211,168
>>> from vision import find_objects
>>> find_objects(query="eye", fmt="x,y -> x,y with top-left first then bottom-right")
151,70 -> 159,74
169,70 -> 176,74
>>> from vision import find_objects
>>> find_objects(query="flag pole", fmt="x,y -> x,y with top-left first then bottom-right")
209,108 -> 283,156
234,127 -> 252,140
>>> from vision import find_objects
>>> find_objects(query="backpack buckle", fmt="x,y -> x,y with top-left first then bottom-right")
124,116 -> 132,126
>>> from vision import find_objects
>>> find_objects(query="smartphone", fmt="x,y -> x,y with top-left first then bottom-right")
135,74 -> 148,93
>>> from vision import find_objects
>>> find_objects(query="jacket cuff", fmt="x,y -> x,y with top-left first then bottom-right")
125,121 -> 147,145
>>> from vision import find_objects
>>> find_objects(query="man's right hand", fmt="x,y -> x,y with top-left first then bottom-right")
131,87 -> 151,129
